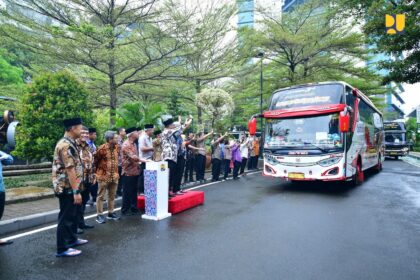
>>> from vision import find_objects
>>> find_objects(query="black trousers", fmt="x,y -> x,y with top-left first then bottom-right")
211,158 -> 221,181
248,156 -> 253,170
174,156 -> 185,193
184,156 -> 195,183
233,160 -> 241,179
122,175 -> 139,213
223,159 -> 231,180
252,156 -> 259,169
76,188 -> 90,228
117,166 -> 123,195
89,182 -> 98,202
57,193 -> 78,254
240,158 -> 248,174
0,191 -> 5,220
196,154 -> 206,181
138,163 -> 146,194
167,160 -> 177,193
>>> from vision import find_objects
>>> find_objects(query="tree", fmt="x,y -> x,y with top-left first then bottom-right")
227,0 -> 387,129
0,54 -> 23,85
167,89 -> 188,117
169,0 -> 243,124
246,0 -> 371,85
0,50 -> 24,111
14,71 -> 93,161
338,0 -> 420,84
406,117 -> 419,151
0,0 -> 192,125
195,88 -> 234,129
116,102 -> 164,129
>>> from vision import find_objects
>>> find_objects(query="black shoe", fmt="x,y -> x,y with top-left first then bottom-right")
81,224 -> 94,229
107,213 -> 120,220
96,215 -> 106,224
77,228 -> 84,234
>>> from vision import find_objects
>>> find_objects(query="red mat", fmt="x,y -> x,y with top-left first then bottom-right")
169,191 -> 205,214
137,191 -> 205,215
137,195 -> 145,210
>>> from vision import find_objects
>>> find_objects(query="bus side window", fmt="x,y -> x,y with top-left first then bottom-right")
345,86 -> 356,125
345,87 -> 355,151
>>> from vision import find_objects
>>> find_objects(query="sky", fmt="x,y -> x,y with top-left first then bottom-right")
401,83 -> 420,115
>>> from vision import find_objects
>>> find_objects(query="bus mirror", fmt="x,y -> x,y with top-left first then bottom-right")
248,118 -> 257,135
339,111 -> 350,133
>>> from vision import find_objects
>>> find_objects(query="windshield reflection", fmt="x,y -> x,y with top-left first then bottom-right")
265,114 -> 344,151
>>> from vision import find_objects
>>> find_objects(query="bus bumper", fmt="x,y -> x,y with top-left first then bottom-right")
262,161 -> 347,182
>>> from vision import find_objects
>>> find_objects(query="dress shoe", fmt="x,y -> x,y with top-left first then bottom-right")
81,224 -> 94,229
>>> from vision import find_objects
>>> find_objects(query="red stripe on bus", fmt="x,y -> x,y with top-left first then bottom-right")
263,104 -> 346,118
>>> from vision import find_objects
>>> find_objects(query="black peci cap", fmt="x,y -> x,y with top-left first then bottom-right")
126,127 -> 137,134
63,118 -> 83,127
145,124 -> 154,129
88,128 -> 97,133
153,129 -> 162,136
163,118 -> 174,127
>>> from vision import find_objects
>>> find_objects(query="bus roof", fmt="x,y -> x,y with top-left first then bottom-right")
270,81 -> 382,116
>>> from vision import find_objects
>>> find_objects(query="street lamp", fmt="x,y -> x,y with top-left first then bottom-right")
257,51 -> 264,139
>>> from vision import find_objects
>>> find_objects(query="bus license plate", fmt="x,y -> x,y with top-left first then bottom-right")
288,173 -> 305,179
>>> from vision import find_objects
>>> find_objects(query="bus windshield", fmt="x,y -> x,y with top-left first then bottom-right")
265,113 -> 344,152
385,132 -> 405,143
384,122 -> 405,132
270,84 -> 344,110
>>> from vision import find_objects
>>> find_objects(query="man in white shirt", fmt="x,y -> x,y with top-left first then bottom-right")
138,124 -> 154,194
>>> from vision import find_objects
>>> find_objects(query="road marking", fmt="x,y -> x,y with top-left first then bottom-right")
2,171 -> 261,241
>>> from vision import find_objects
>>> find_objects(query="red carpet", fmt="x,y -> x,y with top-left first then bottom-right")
137,195 -> 145,210
137,191 -> 205,215
169,191 -> 205,214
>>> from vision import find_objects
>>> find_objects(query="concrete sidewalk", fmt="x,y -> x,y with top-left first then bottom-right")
408,151 -> 420,160
0,168 -> 262,237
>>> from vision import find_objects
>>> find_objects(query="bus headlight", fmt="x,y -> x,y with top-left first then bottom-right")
264,153 -> 278,165
318,157 -> 342,167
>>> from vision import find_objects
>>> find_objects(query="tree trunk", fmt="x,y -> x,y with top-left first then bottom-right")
108,33 -> 117,127
195,79 -> 202,124
109,75 -> 117,126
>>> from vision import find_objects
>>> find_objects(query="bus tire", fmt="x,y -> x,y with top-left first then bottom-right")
353,159 -> 364,186
374,155 -> 382,173
394,156 -> 399,160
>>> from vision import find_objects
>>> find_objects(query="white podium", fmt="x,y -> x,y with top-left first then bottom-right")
141,161 -> 172,221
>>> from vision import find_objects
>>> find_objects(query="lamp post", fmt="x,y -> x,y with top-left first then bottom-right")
257,51 -> 264,142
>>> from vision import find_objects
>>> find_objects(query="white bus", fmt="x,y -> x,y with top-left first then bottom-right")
248,82 -> 384,185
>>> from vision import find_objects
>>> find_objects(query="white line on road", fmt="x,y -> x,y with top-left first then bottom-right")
2,171 -> 261,241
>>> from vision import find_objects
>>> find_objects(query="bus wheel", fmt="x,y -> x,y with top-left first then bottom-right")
354,161 -> 364,186
374,156 -> 382,173
394,156 -> 399,160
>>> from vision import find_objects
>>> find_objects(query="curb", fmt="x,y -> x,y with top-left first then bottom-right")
5,193 -> 56,205
0,168 -> 262,237
408,153 -> 420,160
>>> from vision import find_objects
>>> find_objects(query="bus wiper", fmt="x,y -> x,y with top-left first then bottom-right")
303,142 -> 329,153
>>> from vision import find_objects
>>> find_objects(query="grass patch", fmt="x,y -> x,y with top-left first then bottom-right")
4,173 -> 52,189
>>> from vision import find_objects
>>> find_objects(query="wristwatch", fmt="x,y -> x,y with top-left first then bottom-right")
72,189 -> 80,195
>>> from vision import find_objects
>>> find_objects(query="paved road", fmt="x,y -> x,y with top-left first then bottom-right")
1,160 -> 420,280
